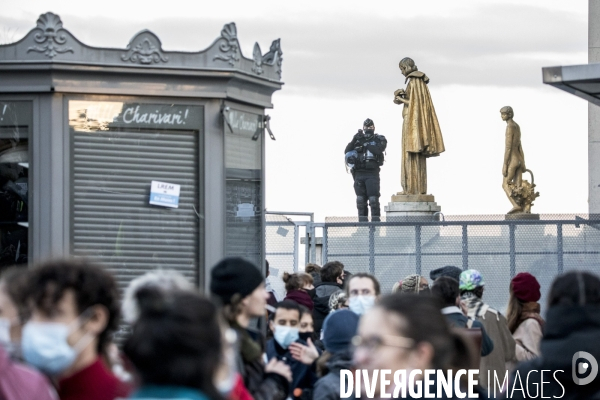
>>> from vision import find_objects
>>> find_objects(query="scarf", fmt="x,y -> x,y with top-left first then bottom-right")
461,291 -> 499,321
520,302 -> 545,328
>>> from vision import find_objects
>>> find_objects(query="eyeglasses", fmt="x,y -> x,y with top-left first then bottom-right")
351,334 -> 414,351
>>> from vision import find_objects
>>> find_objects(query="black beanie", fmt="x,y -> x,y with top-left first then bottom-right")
210,257 -> 264,305
430,265 -> 462,282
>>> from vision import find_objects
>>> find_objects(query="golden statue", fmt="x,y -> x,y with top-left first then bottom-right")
393,57 -> 445,195
500,106 -> 539,214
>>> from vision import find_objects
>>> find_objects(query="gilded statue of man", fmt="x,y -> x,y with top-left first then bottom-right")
393,57 -> 445,195
501,106 -> 527,214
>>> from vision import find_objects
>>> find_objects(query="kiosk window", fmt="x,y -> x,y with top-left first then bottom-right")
0,101 -> 31,270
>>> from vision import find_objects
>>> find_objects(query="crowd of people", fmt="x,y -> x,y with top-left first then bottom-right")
0,258 -> 599,399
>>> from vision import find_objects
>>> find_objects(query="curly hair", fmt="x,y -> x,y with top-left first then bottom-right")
26,258 -> 120,357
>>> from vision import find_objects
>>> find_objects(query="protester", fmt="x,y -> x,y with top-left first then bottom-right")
400,274 -> 430,294
0,267 -> 58,400
460,269 -> 515,390
345,272 -> 380,316
297,305 -> 315,342
431,276 -> 494,357
266,301 -> 318,399
265,260 -> 281,308
353,294 -> 483,398
124,287 -> 225,399
328,290 -> 348,312
210,257 -> 291,400
313,310 -> 359,400
304,264 -> 322,286
23,259 -> 130,400
506,272 -> 544,363
509,271 -> 600,399
430,266 -> 463,282
283,273 -> 314,311
121,269 -> 194,325
0,267 -> 29,356
312,261 -> 344,335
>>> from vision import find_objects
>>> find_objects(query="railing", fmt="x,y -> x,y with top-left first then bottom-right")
266,214 -> 600,312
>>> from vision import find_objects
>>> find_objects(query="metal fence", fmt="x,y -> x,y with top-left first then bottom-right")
266,213 -> 600,313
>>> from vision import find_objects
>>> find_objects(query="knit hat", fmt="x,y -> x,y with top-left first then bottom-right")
459,269 -> 485,291
322,309 -> 359,353
430,266 -> 462,282
210,257 -> 264,305
401,274 -> 420,293
511,272 -> 541,303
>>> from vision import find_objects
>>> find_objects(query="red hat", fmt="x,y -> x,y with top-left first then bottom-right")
511,272 -> 541,303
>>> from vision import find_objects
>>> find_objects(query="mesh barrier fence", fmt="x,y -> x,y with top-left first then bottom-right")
266,214 -> 600,315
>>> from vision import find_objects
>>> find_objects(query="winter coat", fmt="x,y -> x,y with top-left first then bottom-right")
285,289 -> 314,311
0,345 -> 58,400
461,293 -> 516,390
442,306 -> 495,356
312,282 -> 343,335
313,350 -> 358,400
508,305 -> 600,399
266,338 -> 317,398
233,324 -> 289,400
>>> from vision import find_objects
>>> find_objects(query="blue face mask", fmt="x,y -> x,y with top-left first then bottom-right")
273,325 -> 299,349
22,319 -> 92,376
349,295 -> 375,316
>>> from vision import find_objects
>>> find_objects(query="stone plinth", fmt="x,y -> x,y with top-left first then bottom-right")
385,194 -> 441,219
504,213 -> 540,220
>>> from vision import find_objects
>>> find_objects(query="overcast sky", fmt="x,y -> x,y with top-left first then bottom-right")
1,0 -> 590,220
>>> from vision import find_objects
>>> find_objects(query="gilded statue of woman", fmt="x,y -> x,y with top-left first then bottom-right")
393,58 -> 445,195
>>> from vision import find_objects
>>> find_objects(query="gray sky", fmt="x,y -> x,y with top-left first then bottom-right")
2,0 -> 590,220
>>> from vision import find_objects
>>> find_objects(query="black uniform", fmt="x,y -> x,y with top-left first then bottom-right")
345,131 -> 387,221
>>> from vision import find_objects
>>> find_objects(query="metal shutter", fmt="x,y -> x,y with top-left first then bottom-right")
71,128 -> 199,290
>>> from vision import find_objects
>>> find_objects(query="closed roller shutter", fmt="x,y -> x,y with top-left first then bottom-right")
70,128 -> 200,291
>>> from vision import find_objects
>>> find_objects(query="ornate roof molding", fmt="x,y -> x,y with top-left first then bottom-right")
0,12 -> 283,82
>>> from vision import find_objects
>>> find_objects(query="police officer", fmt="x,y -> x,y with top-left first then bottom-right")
344,118 -> 387,221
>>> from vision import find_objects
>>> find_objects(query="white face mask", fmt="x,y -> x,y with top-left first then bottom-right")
349,295 -> 376,316
0,317 -> 10,344
0,317 -> 19,358
273,325 -> 299,349
22,312 -> 94,376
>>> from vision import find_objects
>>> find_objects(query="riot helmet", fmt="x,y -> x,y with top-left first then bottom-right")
363,118 -> 375,138
345,150 -> 358,171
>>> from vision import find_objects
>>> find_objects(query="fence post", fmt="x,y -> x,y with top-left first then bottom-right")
415,225 -> 422,275
322,225 -> 328,265
557,223 -> 564,274
462,224 -> 468,270
310,223 -> 317,264
369,224 -> 375,275
293,225 -> 299,272
509,223 -> 516,278
304,225 -> 310,267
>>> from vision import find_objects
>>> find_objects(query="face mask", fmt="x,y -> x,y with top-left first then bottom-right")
364,129 -> 375,137
299,331 -> 315,342
349,295 -> 376,316
22,318 -> 93,376
0,317 -> 10,344
306,288 -> 316,298
273,325 -> 299,349
0,317 -> 19,359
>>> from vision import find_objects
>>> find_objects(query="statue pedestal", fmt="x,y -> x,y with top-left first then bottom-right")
384,193 -> 441,220
504,213 -> 540,221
